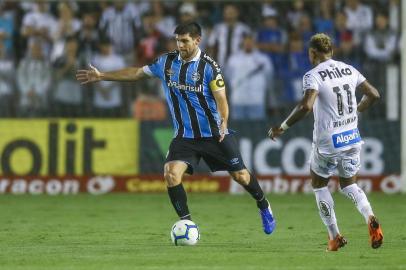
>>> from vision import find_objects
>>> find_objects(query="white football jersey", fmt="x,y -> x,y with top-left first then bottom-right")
303,59 -> 366,155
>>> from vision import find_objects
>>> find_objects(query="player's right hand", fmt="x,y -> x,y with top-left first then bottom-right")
268,126 -> 284,141
76,64 -> 101,84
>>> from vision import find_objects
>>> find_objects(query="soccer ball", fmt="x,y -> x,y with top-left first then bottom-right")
170,220 -> 200,246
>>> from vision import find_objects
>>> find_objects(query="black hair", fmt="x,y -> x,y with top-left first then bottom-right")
174,22 -> 202,38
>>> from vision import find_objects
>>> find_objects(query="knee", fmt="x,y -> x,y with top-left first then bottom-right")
231,170 -> 250,185
339,179 -> 356,190
164,170 -> 182,187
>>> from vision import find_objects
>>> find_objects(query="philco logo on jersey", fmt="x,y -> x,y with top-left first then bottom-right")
332,128 -> 361,148
318,67 -> 352,81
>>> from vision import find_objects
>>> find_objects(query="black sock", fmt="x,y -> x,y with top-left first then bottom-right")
167,183 -> 191,220
243,174 -> 269,210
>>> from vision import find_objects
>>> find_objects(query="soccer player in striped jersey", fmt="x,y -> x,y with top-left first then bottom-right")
268,33 -> 383,251
76,22 -> 275,235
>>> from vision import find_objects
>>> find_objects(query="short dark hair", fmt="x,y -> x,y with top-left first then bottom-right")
174,22 -> 202,38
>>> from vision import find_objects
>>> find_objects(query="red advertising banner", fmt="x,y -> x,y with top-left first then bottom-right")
0,175 -> 402,195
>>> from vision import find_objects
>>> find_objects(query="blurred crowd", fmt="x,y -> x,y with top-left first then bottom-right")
0,0 -> 401,119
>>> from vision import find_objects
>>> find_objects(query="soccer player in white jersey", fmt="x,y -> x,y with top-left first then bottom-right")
268,33 -> 383,251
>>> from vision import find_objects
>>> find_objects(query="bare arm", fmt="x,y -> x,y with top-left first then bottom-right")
268,89 -> 318,140
357,80 -> 380,113
212,89 -> 229,142
76,64 -> 148,84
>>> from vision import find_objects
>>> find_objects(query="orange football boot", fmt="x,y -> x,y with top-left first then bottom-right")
327,234 -> 347,251
368,216 -> 383,249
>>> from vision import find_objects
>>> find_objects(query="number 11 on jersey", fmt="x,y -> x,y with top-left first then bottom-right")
333,84 -> 353,116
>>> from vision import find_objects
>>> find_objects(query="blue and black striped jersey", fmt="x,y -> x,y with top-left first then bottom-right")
143,49 -> 226,139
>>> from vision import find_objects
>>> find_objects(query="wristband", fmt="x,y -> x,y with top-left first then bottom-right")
280,121 -> 289,131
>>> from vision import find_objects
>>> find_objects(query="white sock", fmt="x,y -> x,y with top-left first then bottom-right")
313,187 -> 340,240
341,183 -> 374,223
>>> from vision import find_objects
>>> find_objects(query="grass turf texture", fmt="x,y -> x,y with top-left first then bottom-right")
0,193 -> 405,270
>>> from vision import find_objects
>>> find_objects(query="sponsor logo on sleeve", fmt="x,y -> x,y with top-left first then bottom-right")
303,73 -> 313,89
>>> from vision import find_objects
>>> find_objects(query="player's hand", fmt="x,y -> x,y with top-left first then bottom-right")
76,64 -> 102,84
219,118 -> 227,142
268,126 -> 284,141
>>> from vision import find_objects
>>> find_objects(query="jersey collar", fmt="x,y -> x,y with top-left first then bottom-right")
178,48 -> 201,63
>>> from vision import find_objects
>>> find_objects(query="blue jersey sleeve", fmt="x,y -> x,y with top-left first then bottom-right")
147,55 -> 165,79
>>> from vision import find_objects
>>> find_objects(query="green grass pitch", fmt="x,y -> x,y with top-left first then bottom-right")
0,193 -> 405,270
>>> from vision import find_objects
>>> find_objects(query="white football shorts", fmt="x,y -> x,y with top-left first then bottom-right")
310,145 -> 361,179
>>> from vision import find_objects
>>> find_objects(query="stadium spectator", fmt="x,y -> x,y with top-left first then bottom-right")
297,14 -> 315,49
99,2 -> 142,65
363,12 -> 397,119
21,1 -> 56,57
331,11 -> 361,69
50,1 -> 81,62
333,11 -> 353,50
287,0 -> 307,31
364,12 -> 397,63
0,0 -> 397,118
256,8 -> 287,76
343,0 -> 373,46
135,12 -> 166,99
136,12 -> 166,67
207,4 -> 250,67
91,37 -> 126,117
334,33 -> 361,70
313,0 -> 335,38
388,0 -> 400,32
261,0 -> 278,22
151,2 -> 176,39
226,33 -> 273,120
0,2 -> 15,58
16,40 -> 51,117
0,41 -> 15,117
178,3 -> 198,25
51,36 -> 83,117
77,11 -> 99,68
280,32 -> 311,103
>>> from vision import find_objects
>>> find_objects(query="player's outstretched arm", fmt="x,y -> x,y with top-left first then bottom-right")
76,64 -> 148,84
268,89 -> 318,140
357,80 -> 380,113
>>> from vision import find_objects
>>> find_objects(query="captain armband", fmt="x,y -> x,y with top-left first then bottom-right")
209,74 -> 225,91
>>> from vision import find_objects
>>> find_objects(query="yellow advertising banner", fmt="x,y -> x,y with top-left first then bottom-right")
0,119 -> 139,176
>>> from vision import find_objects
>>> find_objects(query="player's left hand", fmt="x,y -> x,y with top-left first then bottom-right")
219,118 -> 227,142
268,126 -> 284,141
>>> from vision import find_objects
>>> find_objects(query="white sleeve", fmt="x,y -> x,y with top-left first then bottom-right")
354,68 -> 366,86
303,73 -> 319,92
142,65 -> 154,77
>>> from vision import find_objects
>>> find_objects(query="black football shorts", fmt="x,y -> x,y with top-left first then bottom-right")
165,134 -> 246,175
